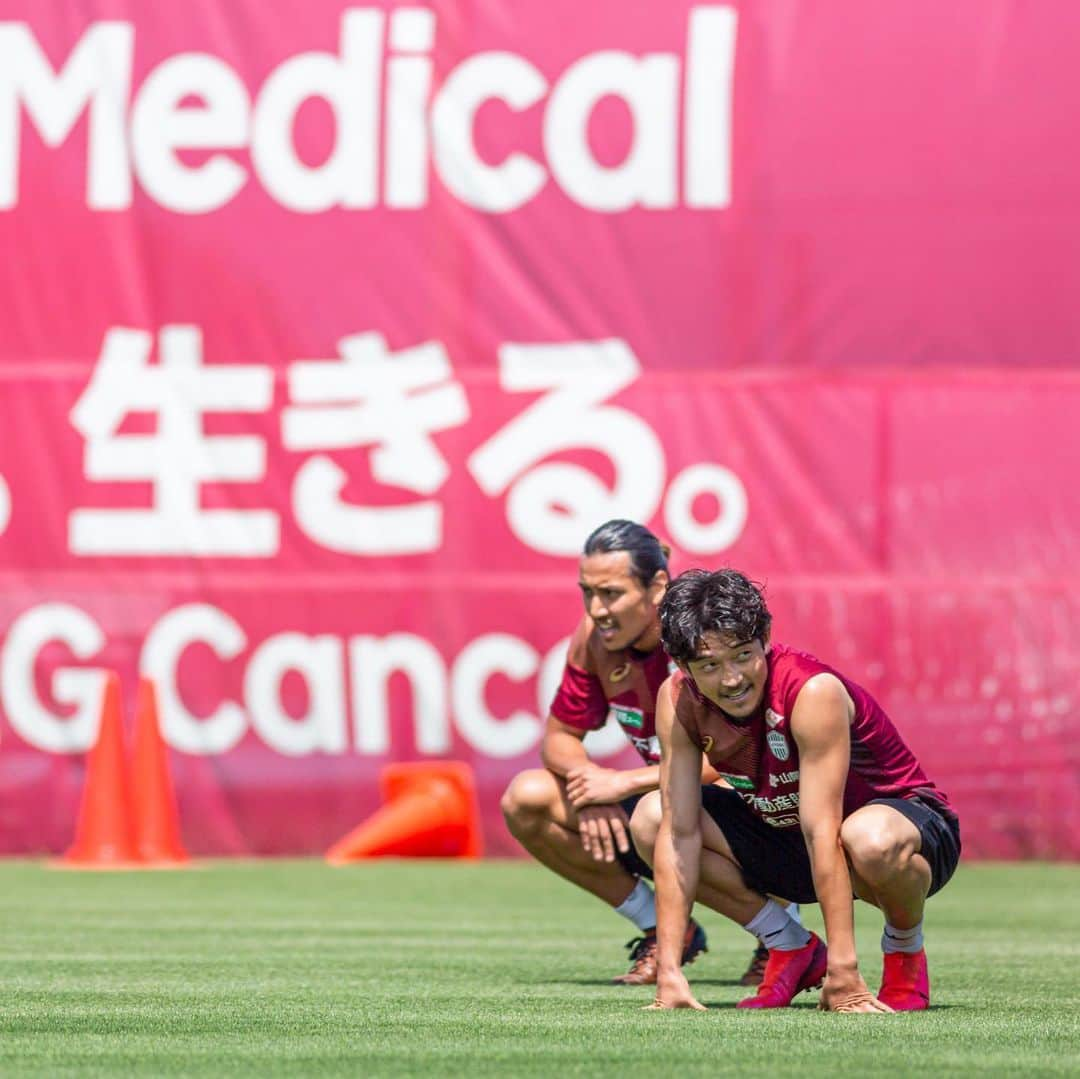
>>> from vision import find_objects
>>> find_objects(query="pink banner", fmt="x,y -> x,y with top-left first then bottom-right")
0,1 -> 1077,858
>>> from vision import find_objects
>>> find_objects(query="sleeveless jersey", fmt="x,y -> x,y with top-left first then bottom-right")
549,615 -> 672,765
671,643 -> 955,828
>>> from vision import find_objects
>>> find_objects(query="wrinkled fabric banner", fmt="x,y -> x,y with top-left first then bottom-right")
0,1 -> 1077,858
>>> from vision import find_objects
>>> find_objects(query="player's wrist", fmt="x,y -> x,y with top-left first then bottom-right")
627,766 -> 660,797
826,956 -> 859,976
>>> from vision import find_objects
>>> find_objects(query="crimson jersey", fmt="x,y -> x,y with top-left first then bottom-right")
671,643 -> 955,829
549,615 -> 672,765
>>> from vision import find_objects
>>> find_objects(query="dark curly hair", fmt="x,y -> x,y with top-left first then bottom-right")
659,568 -> 771,664
583,519 -> 669,585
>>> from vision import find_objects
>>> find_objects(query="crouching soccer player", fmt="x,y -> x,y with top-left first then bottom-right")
641,569 -> 960,1012
502,521 -> 792,985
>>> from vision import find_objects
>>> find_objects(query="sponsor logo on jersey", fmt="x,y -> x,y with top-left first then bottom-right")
611,704 -> 644,730
720,773 -> 754,792
765,814 -> 800,828
765,708 -> 785,729
769,769 -> 800,787
631,735 -> 661,762
766,729 -> 790,761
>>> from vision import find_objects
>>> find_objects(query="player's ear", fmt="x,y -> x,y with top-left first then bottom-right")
649,569 -> 669,604
760,626 -> 771,652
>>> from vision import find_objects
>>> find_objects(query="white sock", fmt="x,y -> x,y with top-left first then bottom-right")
744,898 -> 811,951
748,902 -> 801,945
614,879 -> 657,931
882,920 -> 924,955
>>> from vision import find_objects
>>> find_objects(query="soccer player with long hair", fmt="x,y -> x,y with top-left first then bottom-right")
501,522 -> 794,985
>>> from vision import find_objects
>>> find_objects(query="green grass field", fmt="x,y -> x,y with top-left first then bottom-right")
0,860 -> 1077,1077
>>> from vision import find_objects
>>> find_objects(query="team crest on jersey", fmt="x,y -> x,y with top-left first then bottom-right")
765,708 -> 785,729
611,705 -> 644,731
766,730 -> 790,761
608,663 -> 631,683
701,735 -> 714,754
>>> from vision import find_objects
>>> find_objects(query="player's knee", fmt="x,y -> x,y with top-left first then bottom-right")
841,813 -> 907,879
629,790 -> 663,865
500,769 -> 555,835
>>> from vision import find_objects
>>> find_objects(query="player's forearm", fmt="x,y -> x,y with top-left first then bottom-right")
654,822 -> 700,976
805,831 -> 859,970
614,765 -> 663,797
540,729 -> 591,777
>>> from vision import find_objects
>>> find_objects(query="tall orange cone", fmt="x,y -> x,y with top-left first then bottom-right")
326,761 -> 483,863
130,676 -> 190,866
61,671 -> 140,867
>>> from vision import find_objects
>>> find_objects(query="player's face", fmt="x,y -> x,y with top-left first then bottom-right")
578,551 -> 666,653
685,632 -> 769,718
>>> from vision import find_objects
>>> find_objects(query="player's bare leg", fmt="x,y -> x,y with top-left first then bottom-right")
632,791 -> 824,1007
632,792 -> 801,916
501,768 -> 637,905
841,805 -> 931,926
630,792 -> 797,985
841,804 -> 933,1010
696,814 -> 826,1008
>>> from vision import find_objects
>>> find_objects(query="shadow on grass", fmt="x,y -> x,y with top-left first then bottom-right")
531,980 -> 960,1013
679,977 -> 758,988
538,977 -> 803,992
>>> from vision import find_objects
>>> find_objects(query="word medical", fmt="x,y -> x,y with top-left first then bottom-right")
1,7 -> 737,214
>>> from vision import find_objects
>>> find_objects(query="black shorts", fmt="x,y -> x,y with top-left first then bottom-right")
700,787 -> 817,902
700,788 -> 962,904
615,794 -> 653,879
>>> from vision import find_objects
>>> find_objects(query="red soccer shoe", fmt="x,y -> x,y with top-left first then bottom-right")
736,931 -> 828,1009
878,949 -> 930,1011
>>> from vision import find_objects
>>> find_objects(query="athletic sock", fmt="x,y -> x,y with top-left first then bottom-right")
747,901 -> 801,945
744,898 -> 811,951
614,879 -> 657,932
882,920 -> 924,954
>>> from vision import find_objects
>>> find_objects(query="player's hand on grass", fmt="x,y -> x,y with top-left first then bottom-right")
819,969 -> 895,1013
576,803 -> 631,862
566,763 -> 625,808
645,970 -> 707,1011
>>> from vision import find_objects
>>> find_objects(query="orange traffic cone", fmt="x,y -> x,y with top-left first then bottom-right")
130,677 -> 190,866
60,671 -> 140,868
326,761 -> 483,863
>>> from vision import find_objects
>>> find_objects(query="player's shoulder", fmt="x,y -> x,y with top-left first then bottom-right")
656,668 -> 678,704
769,643 -> 832,684
770,644 -> 846,709
666,668 -> 702,715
